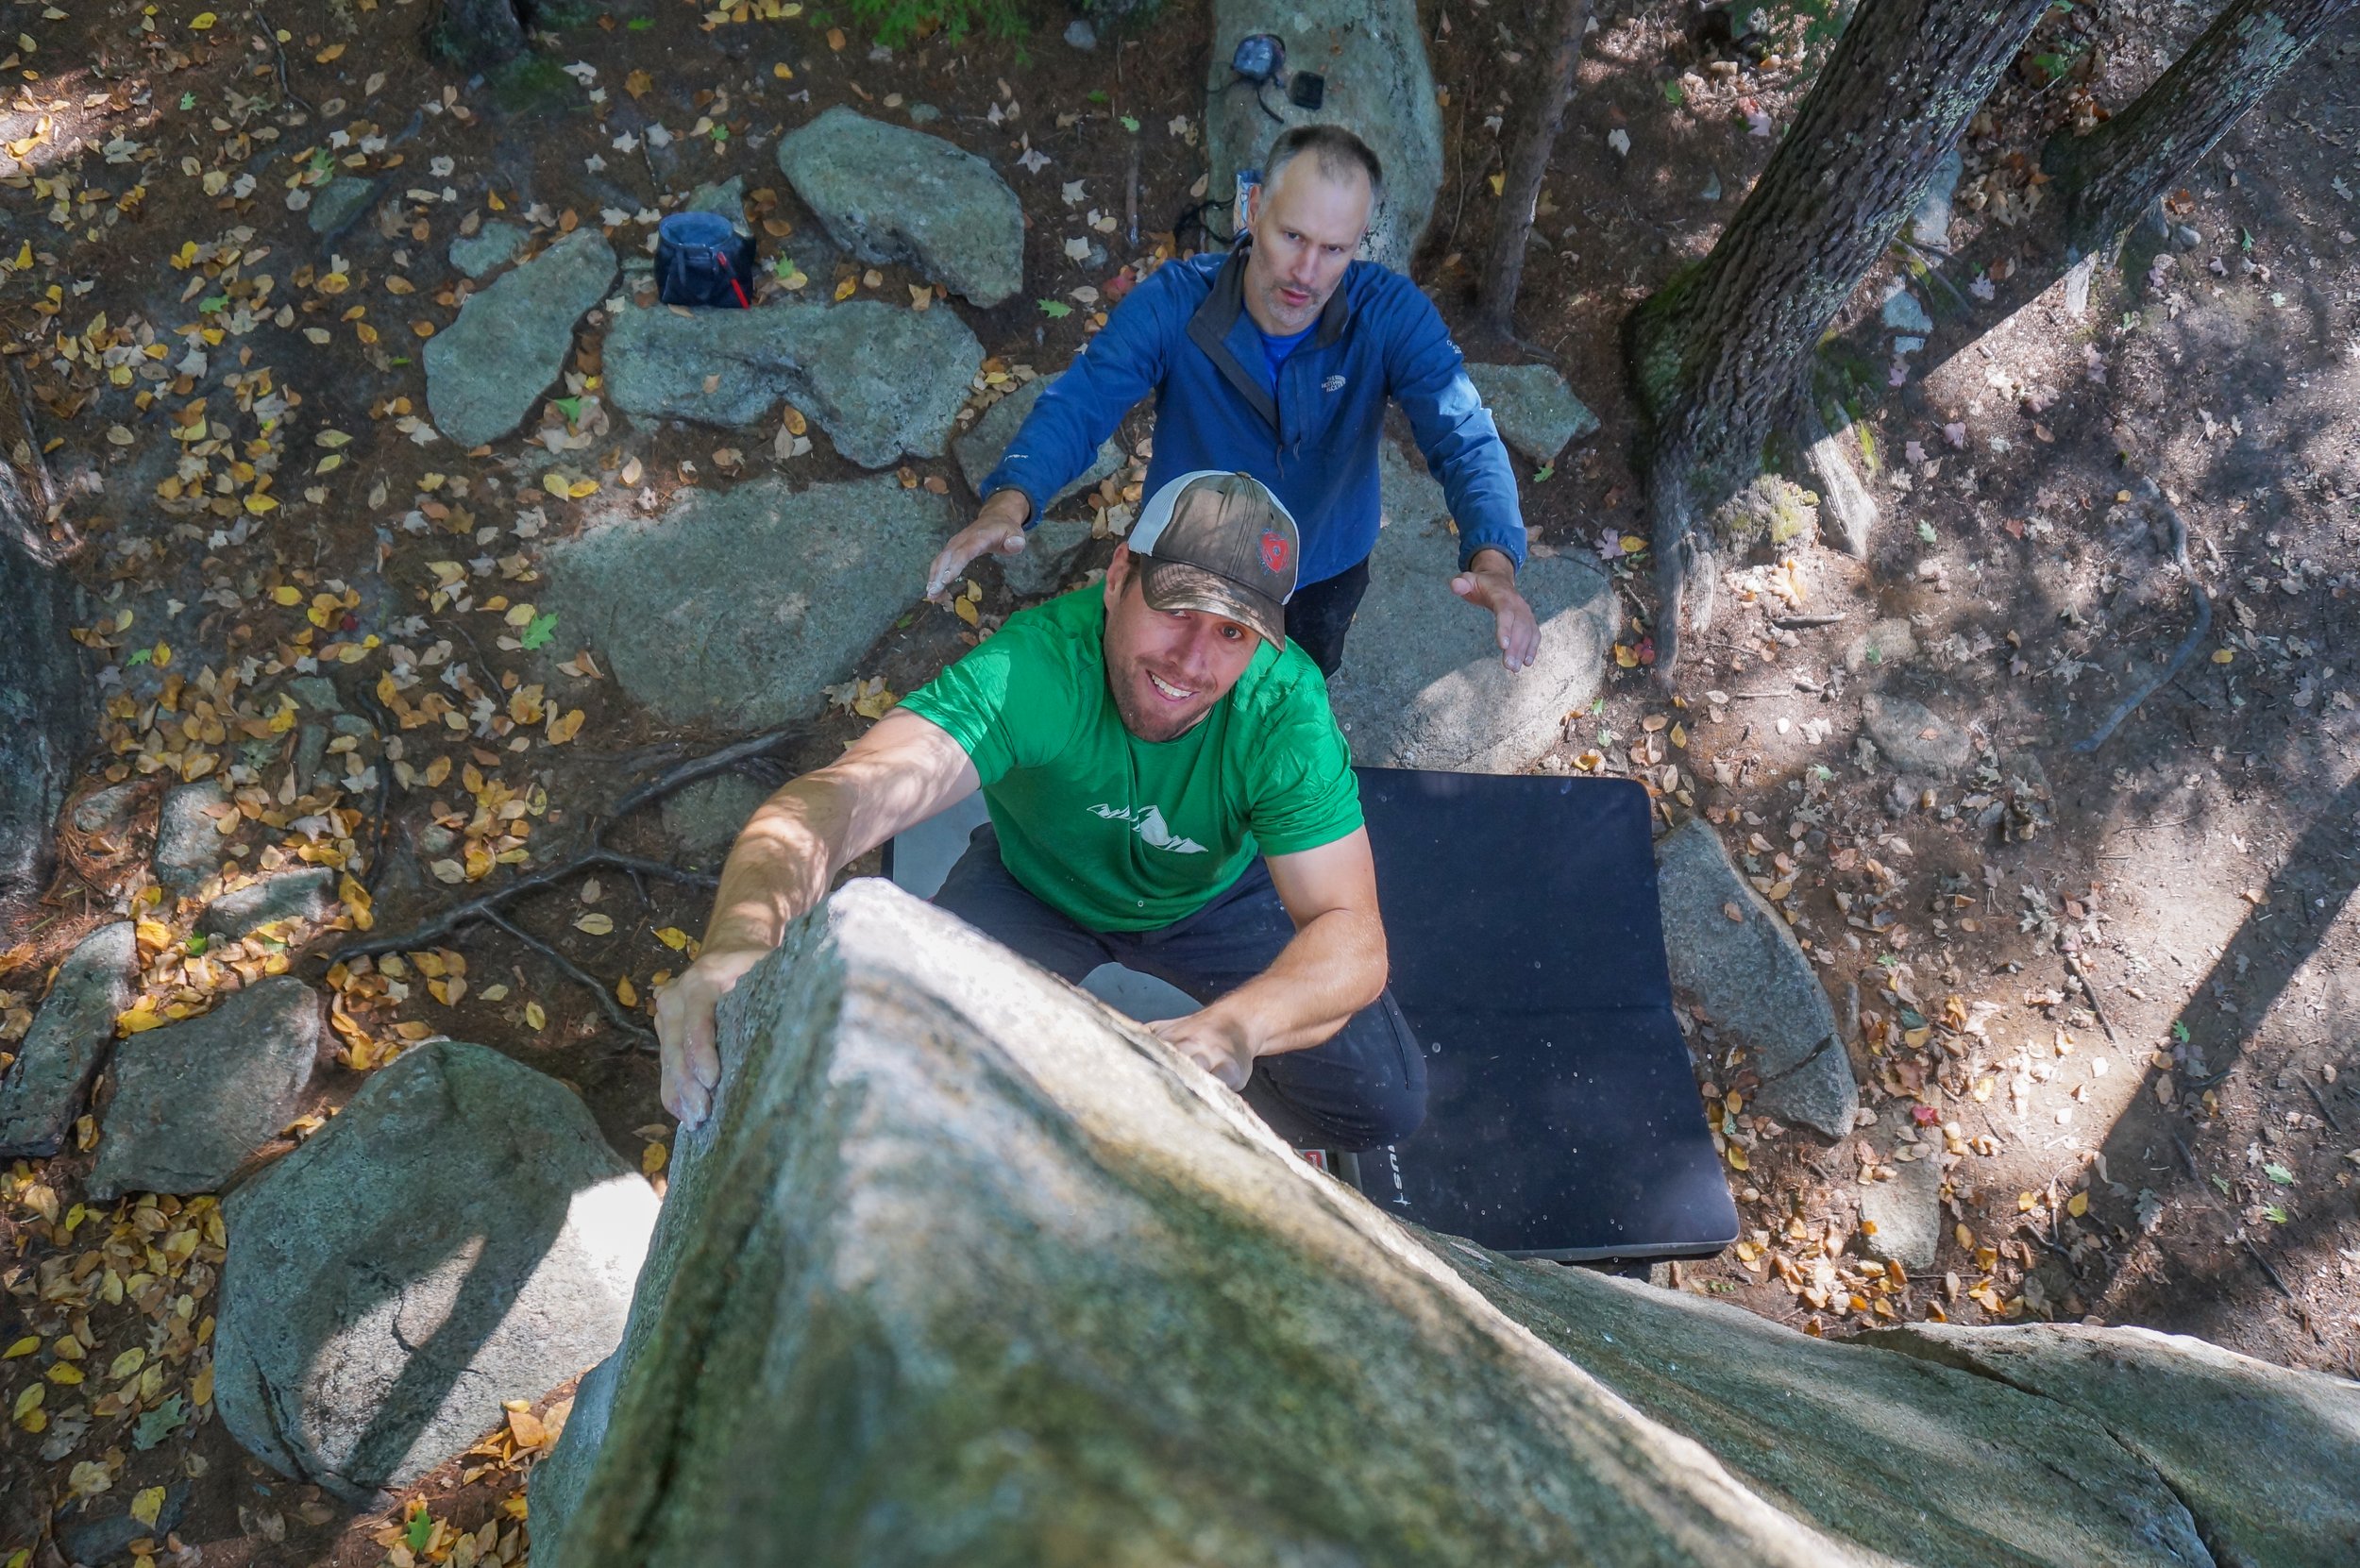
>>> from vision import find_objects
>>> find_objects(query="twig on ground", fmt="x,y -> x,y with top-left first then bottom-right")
347,683 -> 400,893
2075,475 -> 2212,752
2242,1237 -> 2297,1301
2302,1075 -> 2342,1133
2062,948 -> 2122,1046
1770,613 -> 1847,629
248,5 -> 311,117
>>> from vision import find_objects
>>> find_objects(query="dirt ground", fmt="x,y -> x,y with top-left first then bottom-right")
0,0 -> 2355,1561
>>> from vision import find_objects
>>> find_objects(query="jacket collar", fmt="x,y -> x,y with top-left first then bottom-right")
1185,242 -> 1354,430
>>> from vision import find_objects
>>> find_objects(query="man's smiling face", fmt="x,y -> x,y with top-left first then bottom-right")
1100,546 -> 1261,743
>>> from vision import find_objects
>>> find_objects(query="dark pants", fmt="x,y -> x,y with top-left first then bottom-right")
932,825 -> 1425,1152
1284,559 -> 1372,678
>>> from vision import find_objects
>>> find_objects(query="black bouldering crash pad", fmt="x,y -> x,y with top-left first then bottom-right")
885,769 -> 1736,1263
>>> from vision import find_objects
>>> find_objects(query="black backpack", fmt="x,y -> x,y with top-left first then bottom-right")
655,211 -> 755,309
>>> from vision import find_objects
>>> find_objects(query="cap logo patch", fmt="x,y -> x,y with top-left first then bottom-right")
1259,531 -> 1289,573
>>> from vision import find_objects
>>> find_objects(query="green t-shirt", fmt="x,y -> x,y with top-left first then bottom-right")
899,586 -> 1362,932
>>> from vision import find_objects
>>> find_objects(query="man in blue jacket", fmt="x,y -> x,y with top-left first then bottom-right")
924,124 -> 1538,677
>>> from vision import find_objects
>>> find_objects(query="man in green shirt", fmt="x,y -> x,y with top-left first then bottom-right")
657,472 -> 1424,1153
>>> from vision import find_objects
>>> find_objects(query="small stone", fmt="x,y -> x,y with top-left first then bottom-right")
294,723 -> 329,785
1859,1153 -> 1942,1271
2171,224 -> 2203,252
197,866 -> 338,940
686,175 -> 749,224
1064,16 -> 1098,47
71,781 -> 143,837
57,1481 -> 191,1568
1880,281 -> 1933,334
0,922 -> 137,1158
307,176 -> 382,238
1863,693 -> 1974,780
153,779 -> 229,899
1909,147 -> 1961,249
448,218 -> 530,280
285,674 -> 344,714
907,103 -> 942,126
1698,170 -> 1722,203
1463,363 -> 1601,464
87,975 -> 323,1200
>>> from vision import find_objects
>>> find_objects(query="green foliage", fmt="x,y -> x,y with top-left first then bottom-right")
846,0 -> 1030,46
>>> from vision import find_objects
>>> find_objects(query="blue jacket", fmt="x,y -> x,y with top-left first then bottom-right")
980,245 -> 1526,590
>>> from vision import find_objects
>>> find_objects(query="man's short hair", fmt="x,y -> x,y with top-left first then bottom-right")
1261,125 -> 1386,212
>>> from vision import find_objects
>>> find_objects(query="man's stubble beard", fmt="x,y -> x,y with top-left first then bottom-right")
1105,662 -> 1210,745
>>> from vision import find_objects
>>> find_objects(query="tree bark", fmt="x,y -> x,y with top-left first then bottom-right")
2051,0 -> 2354,258
1475,0 -> 1593,344
1818,0 -> 2352,405
1624,0 -> 2053,680
430,0 -> 528,69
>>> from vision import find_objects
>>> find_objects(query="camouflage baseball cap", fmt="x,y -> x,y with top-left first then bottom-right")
1127,470 -> 1299,649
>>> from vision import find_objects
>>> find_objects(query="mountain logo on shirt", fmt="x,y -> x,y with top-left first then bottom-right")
1086,802 -> 1208,854
1321,374 -> 1347,394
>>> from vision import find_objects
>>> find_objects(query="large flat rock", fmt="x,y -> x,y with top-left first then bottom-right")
424,229 -> 616,448
539,475 -> 952,731
1863,1322 -> 2360,1568
1325,442 -> 1615,771
215,1039 -> 656,1502
525,878 -> 2336,1566
1205,0 -> 1444,271
0,921 -> 135,1157
88,974 -> 322,1199
603,297 -> 982,468
775,107 -> 1023,308
1654,818 -> 1858,1138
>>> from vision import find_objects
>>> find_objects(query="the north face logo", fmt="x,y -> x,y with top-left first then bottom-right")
1321,374 -> 1346,394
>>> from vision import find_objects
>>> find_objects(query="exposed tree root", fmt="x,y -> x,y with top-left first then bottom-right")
328,725 -> 807,1048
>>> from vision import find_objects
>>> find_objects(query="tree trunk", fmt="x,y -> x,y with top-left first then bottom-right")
430,0 -> 528,70
0,362 -> 81,923
2050,0 -> 2354,257
1624,0 -> 2053,680
1824,0 -> 2353,391
1475,0 -> 1593,344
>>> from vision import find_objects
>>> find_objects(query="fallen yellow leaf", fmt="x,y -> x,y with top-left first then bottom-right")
575,912 -> 615,936
189,9 -> 216,26
654,926 -> 690,951
642,1141 -> 668,1175
615,976 -> 638,1008
524,1001 -> 547,1031
130,1486 -> 166,1526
